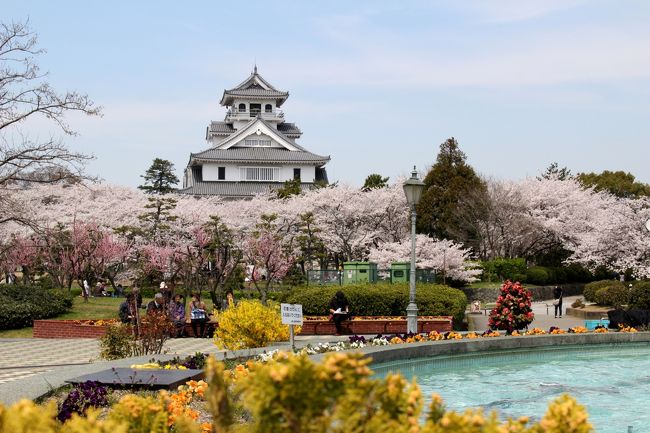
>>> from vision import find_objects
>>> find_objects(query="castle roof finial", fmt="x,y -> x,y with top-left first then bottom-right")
253,61 -> 257,75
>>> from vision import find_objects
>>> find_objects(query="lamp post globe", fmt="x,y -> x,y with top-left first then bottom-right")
403,166 -> 425,334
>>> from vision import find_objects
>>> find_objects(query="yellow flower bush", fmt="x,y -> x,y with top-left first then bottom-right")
526,328 -> 547,335
445,332 -> 463,340
428,330 -> 444,341
594,327 -> 609,333
570,326 -> 588,333
618,325 -> 637,333
213,300 -> 293,350
465,332 -> 480,339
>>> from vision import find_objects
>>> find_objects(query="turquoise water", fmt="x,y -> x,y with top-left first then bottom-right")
373,343 -> 650,433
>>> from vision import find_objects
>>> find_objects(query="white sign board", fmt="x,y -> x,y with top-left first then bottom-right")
281,303 -> 303,325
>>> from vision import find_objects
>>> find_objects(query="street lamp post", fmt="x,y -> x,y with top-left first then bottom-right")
403,166 -> 425,334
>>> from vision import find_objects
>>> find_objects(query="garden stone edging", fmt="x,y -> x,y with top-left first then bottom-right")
460,283 -> 585,304
310,331 -> 650,365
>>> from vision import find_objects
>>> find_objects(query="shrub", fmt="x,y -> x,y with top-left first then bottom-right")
0,285 -> 72,330
480,258 -> 527,282
594,285 -> 629,308
583,280 -> 623,303
524,266 -> 550,285
629,281 -> 650,309
488,280 -> 534,333
214,300 -> 290,350
99,323 -> 134,360
285,283 -> 467,325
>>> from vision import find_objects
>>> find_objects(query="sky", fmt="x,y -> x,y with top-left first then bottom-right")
3,0 -> 650,187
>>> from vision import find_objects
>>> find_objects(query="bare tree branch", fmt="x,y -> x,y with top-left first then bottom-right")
0,19 -> 102,191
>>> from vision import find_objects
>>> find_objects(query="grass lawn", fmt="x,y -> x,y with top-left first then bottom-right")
0,296 -> 153,339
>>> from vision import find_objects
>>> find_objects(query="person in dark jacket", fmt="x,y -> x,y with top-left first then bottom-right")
553,286 -> 563,318
146,293 -> 166,315
329,291 -> 350,335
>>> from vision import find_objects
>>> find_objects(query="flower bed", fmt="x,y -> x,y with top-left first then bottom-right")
300,316 -> 453,335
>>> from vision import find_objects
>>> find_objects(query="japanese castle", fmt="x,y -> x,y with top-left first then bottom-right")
180,67 -> 330,197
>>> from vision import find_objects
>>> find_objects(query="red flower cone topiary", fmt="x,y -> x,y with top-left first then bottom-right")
488,280 -> 534,334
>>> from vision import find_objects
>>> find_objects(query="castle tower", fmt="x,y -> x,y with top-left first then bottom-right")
181,67 -> 330,197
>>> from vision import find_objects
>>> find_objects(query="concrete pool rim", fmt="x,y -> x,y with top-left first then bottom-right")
311,332 -> 650,365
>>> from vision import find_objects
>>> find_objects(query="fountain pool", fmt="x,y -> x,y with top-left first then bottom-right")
373,343 -> 650,433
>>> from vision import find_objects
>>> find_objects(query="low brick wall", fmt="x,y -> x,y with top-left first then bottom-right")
33,320 -> 218,339
300,317 -> 452,335
33,320 -> 109,338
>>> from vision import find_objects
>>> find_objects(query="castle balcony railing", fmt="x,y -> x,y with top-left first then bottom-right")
225,108 -> 284,121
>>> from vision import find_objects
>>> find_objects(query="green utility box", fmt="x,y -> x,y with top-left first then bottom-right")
342,262 -> 378,284
390,262 -> 410,283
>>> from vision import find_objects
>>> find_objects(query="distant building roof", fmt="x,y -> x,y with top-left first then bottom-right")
220,67 -> 289,107
179,180 -> 316,197
189,147 -> 329,165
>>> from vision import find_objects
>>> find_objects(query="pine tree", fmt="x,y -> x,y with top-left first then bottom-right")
416,137 -> 486,242
138,158 -> 179,242
489,280 -> 534,333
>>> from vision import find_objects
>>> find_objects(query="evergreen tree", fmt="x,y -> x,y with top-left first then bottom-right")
577,170 -> 650,198
488,280 -> 534,334
361,173 -> 389,191
138,158 -> 179,195
538,162 -> 572,181
138,158 -> 179,242
416,137 -> 486,241
276,178 -> 302,199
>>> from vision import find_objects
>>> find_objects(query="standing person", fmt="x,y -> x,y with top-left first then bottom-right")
168,294 -> 186,337
190,293 -> 208,338
553,286 -> 563,319
328,291 -> 350,336
159,282 -> 172,304
82,280 -> 90,303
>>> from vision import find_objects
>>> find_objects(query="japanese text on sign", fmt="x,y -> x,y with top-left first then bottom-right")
281,303 -> 303,325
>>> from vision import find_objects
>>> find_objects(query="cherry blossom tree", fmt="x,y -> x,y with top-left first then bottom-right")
368,234 -> 482,283
243,229 -> 294,304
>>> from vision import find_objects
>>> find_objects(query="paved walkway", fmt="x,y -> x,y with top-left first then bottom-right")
468,296 -> 587,331
0,335 -> 348,404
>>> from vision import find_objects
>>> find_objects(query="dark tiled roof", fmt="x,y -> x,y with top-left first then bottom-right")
277,123 -> 302,136
179,181 -> 315,197
225,89 -> 288,98
190,147 -> 329,164
208,121 -> 236,134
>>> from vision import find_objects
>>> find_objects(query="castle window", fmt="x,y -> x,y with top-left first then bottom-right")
293,168 -> 301,181
249,103 -> 261,117
240,167 -> 280,181
218,167 -> 226,180
238,103 -> 246,112
265,104 -> 272,113
244,139 -> 272,147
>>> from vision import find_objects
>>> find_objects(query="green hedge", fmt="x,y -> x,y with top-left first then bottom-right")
0,285 -> 73,330
629,281 -> 650,309
583,280 -> 624,303
594,285 -> 629,308
285,283 -> 467,326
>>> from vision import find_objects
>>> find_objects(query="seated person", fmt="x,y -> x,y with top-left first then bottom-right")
146,293 -> 166,315
329,291 -> 350,335
168,294 -> 186,337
